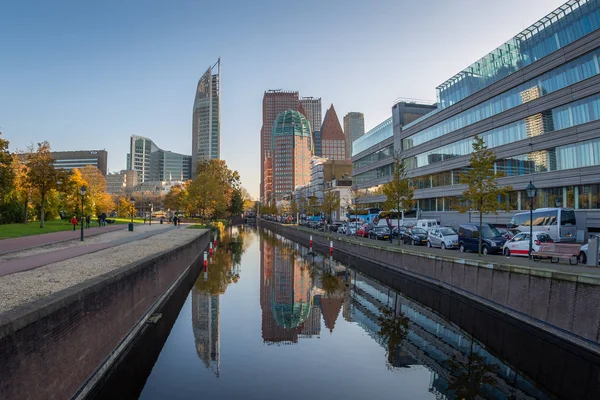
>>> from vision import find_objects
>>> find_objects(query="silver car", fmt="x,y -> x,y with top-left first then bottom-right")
427,226 -> 458,249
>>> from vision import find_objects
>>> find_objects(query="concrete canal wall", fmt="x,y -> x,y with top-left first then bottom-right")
0,230 -> 210,400
260,220 -> 600,351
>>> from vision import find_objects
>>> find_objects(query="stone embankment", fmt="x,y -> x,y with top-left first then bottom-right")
0,225 -> 210,400
260,219 -> 600,354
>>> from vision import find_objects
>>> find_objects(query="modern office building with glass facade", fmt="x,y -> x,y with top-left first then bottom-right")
128,135 -> 191,183
192,58 -> 220,175
351,101 -> 436,204
395,0 -> 600,229
271,110 -> 313,200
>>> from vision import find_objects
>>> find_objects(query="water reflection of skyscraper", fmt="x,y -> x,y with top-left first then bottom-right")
191,287 -> 220,377
260,234 -> 322,343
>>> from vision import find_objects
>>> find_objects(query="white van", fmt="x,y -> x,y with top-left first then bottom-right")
415,219 -> 439,232
507,207 -> 576,242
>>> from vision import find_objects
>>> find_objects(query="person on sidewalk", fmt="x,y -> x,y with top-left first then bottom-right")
173,215 -> 178,226
71,216 -> 78,231
101,212 -> 107,226
86,215 -> 91,229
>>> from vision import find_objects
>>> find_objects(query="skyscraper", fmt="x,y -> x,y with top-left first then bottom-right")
260,90 -> 300,202
321,104 -> 346,161
343,112 -> 365,160
271,110 -> 313,200
300,97 -> 322,157
192,58 -> 220,175
299,97 -> 322,132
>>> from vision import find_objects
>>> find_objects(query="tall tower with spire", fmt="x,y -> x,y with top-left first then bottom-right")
192,58 -> 221,176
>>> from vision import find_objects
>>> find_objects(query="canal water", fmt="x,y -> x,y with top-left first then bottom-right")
130,226 -> 597,400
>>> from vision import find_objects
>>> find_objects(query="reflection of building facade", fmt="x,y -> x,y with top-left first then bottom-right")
259,231 -> 320,344
348,270 -> 548,399
192,287 -> 220,376
192,58 -> 221,174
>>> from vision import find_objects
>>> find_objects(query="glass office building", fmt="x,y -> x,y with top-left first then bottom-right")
395,0 -> 600,229
192,58 -> 220,175
271,110 -> 313,200
129,135 -> 191,183
351,102 -> 436,206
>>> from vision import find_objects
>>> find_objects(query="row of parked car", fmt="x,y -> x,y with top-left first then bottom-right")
329,221 -> 560,258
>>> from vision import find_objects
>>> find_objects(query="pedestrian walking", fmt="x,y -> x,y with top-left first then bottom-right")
386,217 -> 393,243
173,215 -> 178,226
101,212 -> 107,226
86,215 -> 91,229
71,216 -> 78,231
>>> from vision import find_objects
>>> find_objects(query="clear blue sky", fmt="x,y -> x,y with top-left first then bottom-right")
0,0 -> 565,198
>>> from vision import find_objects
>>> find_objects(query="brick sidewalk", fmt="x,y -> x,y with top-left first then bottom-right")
291,223 -> 600,277
0,225 -> 126,255
0,225 -> 176,277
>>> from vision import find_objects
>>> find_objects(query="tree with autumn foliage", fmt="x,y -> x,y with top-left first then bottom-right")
63,166 -> 114,217
24,142 -> 67,227
382,151 -> 414,244
163,160 -> 241,221
459,135 -> 512,256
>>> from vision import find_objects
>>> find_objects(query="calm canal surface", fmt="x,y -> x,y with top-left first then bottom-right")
136,226 -> 575,400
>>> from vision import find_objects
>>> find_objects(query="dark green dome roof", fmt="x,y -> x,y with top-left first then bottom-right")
272,109 -> 312,139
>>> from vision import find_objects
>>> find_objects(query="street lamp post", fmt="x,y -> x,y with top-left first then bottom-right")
129,197 -> 135,232
526,181 -> 537,259
80,185 -> 86,242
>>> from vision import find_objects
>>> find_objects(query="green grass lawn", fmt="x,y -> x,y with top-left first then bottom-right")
0,217 -> 144,239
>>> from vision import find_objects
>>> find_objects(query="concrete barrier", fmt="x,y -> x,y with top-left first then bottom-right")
260,220 -> 600,351
0,230 -> 210,400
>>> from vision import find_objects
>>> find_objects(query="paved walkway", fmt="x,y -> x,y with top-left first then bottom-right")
0,224 -> 178,277
0,224 -> 126,255
292,224 -> 600,277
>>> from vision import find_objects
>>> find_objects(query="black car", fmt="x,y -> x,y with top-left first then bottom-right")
329,222 -> 344,232
369,226 -> 391,240
402,227 -> 429,245
392,226 -> 407,238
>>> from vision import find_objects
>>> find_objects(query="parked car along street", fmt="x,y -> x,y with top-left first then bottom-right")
402,227 -> 428,245
369,226 -> 390,240
503,232 -> 553,257
427,227 -> 458,249
458,223 -> 507,255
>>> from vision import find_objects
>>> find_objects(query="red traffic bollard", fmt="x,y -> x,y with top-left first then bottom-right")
329,240 -> 333,256
310,235 -> 313,250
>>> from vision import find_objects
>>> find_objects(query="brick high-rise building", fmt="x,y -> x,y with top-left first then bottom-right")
271,110 -> 313,201
343,112 -> 365,160
321,104 -> 346,161
260,90 -> 300,203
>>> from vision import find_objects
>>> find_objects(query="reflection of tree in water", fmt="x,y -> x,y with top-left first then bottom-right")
447,340 -> 499,400
195,230 -> 247,295
377,306 -> 409,369
322,270 -> 343,297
